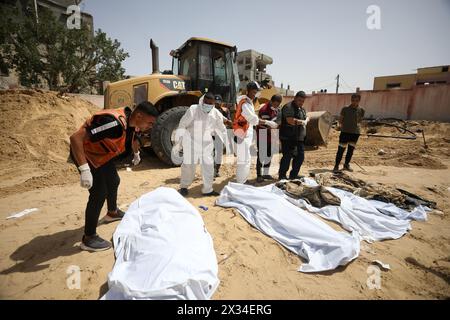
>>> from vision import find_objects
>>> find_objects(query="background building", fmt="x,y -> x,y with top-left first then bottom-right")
237,49 -> 294,96
0,0 -> 93,89
373,65 -> 450,90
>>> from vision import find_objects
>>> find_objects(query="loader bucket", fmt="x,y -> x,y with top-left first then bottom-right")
305,111 -> 333,146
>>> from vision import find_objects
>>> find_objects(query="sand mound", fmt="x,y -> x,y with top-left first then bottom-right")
0,90 -> 98,197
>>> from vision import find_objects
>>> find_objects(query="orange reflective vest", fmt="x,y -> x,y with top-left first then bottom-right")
233,97 -> 253,139
83,108 -> 130,169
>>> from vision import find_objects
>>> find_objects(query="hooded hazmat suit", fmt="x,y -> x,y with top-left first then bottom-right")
175,97 -> 227,194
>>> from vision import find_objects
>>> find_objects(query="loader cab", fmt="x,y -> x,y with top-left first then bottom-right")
170,38 -> 240,105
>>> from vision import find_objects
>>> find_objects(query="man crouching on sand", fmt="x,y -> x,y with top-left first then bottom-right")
70,101 -> 159,252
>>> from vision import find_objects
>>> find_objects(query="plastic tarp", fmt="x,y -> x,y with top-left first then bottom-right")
102,187 -> 219,300
273,178 -> 429,243
216,182 -> 360,273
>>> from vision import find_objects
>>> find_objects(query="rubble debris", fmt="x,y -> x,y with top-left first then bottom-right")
372,260 -> 391,271
309,171 -> 436,210
275,179 -> 341,208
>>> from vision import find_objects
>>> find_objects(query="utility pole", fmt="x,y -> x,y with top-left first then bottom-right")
335,74 -> 340,94
33,0 -> 39,23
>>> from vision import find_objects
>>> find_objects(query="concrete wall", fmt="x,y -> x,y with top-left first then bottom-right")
283,84 -> 450,122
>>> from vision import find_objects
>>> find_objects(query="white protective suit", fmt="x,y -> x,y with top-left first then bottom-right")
176,99 -> 227,194
235,95 -> 260,183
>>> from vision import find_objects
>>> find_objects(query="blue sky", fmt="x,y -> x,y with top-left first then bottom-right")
82,0 -> 450,92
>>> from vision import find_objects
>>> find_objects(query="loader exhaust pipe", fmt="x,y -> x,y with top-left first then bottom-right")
150,39 -> 159,74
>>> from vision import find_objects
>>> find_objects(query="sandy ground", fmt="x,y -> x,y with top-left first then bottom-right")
0,151 -> 449,300
0,90 -> 449,299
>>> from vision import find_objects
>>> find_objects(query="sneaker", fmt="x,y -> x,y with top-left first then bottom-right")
80,234 -> 112,252
278,176 -> 288,181
262,175 -> 275,180
333,165 -> 340,173
202,190 -> 220,196
343,164 -> 353,172
104,208 -> 125,223
179,188 -> 189,196
256,176 -> 264,183
289,176 -> 303,180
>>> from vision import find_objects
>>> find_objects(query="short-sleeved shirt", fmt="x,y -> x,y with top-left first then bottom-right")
257,102 -> 279,142
279,101 -> 307,141
340,105 -> 365,134
87,107 -> 135,159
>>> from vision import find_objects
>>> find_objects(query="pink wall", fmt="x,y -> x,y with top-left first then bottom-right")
285,84 -> 450,121
408,84 -> 450,121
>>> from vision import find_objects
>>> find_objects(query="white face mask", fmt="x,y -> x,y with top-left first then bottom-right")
201,103 -> 214,113
255,92 -> 261,99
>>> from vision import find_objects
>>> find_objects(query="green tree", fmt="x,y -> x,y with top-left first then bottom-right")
63,26 -> 129,93
1,4 -> 129,93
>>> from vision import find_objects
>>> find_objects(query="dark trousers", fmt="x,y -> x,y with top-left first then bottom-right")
256,138 -> 272,177
278,139 -> 305,179
335,132 -> 359,166
335,145 -> 356,166
84,161 -> 120,236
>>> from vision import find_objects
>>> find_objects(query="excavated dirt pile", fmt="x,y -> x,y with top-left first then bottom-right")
0,90 -> 98,197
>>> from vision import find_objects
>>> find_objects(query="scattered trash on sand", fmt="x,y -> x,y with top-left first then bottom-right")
199,205 -> 208,211
430,209 -> 444,216
6,208 -> 39,219
218,251 -> 235,264
372,260 -> 391,271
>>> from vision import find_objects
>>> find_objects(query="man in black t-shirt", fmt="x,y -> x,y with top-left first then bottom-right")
278,91 -> 310,180
333,93 -> 365,172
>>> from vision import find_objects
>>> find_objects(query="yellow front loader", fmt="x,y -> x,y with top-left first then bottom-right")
104,37 -> 331,165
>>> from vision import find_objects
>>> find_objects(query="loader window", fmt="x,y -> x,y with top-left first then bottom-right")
213,50 -> 227,85
212,47 -> 232,101
179,46 -> 197,80
199,44 -> 213,81
172,57 -> 179,75
133,83 -> 148,107
228,49 -> 240,103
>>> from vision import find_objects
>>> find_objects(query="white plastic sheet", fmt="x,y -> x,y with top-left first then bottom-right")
6,208 -> 39,219
274,178 -> 429,242
216,182 -> 360,273
103,187 -> 219,300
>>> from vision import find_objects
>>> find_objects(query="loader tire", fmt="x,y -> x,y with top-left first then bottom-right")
151,106 -> 189,166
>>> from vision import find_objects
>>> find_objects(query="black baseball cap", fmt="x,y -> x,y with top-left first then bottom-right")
246,81 -> 260,91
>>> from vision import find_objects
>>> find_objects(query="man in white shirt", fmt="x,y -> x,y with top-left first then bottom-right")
233,82 -> 277,184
